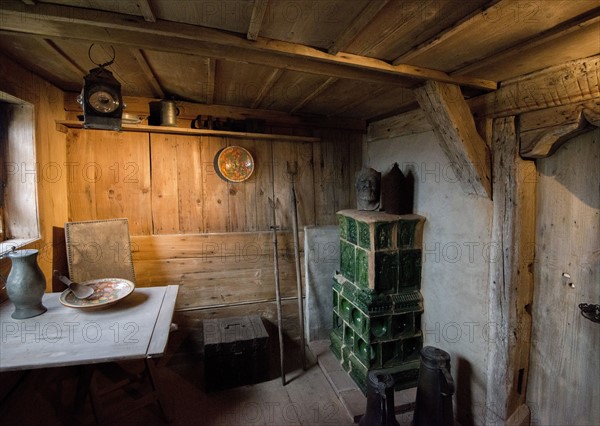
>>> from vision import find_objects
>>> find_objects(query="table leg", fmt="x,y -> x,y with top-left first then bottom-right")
72,365 -> 102,426
145,357 -> 171,423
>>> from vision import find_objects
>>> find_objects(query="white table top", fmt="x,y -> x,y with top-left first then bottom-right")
0,285 -> 179,372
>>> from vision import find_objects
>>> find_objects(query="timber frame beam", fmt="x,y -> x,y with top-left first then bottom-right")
519,99 -> 600,158
414,80 -> 492,198
369,56 -> 600,141
486,116 -> 535,424
0,0 -> 496,91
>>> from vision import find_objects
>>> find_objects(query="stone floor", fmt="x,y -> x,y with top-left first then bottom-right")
0,325 -> 355,425
0,326 -> 416,425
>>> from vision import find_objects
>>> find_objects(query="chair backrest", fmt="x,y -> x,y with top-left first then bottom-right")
65,218 -> 136,284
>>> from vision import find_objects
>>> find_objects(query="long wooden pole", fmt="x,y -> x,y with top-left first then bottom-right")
291,184 -> 306,370
269,197 -> 286,386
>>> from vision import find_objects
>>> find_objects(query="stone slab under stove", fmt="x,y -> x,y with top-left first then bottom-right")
309,340 -> 415,424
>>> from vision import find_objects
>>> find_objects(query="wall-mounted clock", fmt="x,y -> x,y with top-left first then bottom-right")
80,66 -> 123,131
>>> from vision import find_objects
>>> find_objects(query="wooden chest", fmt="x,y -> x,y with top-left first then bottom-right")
203,315 -> 269,391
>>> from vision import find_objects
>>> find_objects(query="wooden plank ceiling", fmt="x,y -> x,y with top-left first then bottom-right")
0,0 -> 598,123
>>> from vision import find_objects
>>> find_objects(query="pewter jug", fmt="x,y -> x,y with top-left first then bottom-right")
160,100 -> 179,126
5,249 -> 47,319
412,346 -> 455,426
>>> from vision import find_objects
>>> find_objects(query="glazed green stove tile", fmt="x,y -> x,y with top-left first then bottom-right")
398,249 -> 421,289
354,336 -> 379,368
346,217 -> 357,244
375,251 -> 399,294
350,306 -> 367,337
369,316 -> 390,341
357,221 -> 371,249
375,222 -> 394,250
337,214 -> 347,240
392,312 -> 414,338
397,219 -> 418,248
355,248 -> 369,288
402,336 -> 423,361
340,241 -> 355,282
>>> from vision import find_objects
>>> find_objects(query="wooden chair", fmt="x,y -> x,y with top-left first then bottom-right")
54,219 -> 170,424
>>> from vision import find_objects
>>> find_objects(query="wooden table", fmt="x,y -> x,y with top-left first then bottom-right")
0,285 -> 178,371
0,285 -> 179,422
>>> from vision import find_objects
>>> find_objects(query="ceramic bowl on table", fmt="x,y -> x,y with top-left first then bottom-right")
59,278 -> 135,309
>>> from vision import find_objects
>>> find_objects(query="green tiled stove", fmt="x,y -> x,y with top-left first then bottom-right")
331,209 -> 426,394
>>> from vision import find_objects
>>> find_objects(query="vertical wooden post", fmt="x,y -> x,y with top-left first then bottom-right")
486,116 -> 535,424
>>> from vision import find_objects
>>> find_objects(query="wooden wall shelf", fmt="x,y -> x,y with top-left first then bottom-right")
55,120 -> 321,143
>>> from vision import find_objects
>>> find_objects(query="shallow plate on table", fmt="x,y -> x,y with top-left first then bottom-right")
59,278 -> 135,309
214,146 -> 254,182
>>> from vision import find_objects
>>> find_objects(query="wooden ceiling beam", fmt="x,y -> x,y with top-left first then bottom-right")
453,7 -> 600,77
370,56 -> 600,141
251,68 -> 282,109
367,108 -> 431,142
393,0 -> 504,65
0,0 -> 496,91
130,48 -> 164,98
330,86 -> 389,117
414,80 -> 492,198
328,0 -> 389,55
136,0 -> 156,23
205,58 -> 216,105
20,0 -> 35,5
42,39 -> 87,76
247,0 -> 269,41
469,55 -> 600,118
289,77 -> 338,113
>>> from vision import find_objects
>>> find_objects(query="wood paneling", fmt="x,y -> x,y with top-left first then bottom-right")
313,129 -> 362,225
64,126 -> 359,322
66,130 -> 152,234
527,129 -> 599,425
200,136 -> 229,232
174,298 -> 304,343
150,134 -> 204,234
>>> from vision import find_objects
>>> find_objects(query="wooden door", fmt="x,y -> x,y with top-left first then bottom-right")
527,129 -> 599,424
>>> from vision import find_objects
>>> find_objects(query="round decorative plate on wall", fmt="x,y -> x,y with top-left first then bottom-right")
214,146 -> 255,182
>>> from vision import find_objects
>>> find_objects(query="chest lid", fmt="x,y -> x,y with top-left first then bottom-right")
203,315 -> 268,345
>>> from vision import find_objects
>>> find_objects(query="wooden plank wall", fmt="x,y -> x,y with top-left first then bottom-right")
527,129 -> 599,425
0,53 -> 69,292
65,127 -> 362,340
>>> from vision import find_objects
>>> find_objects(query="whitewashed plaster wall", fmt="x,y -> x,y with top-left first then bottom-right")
367,131 -> 493,425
